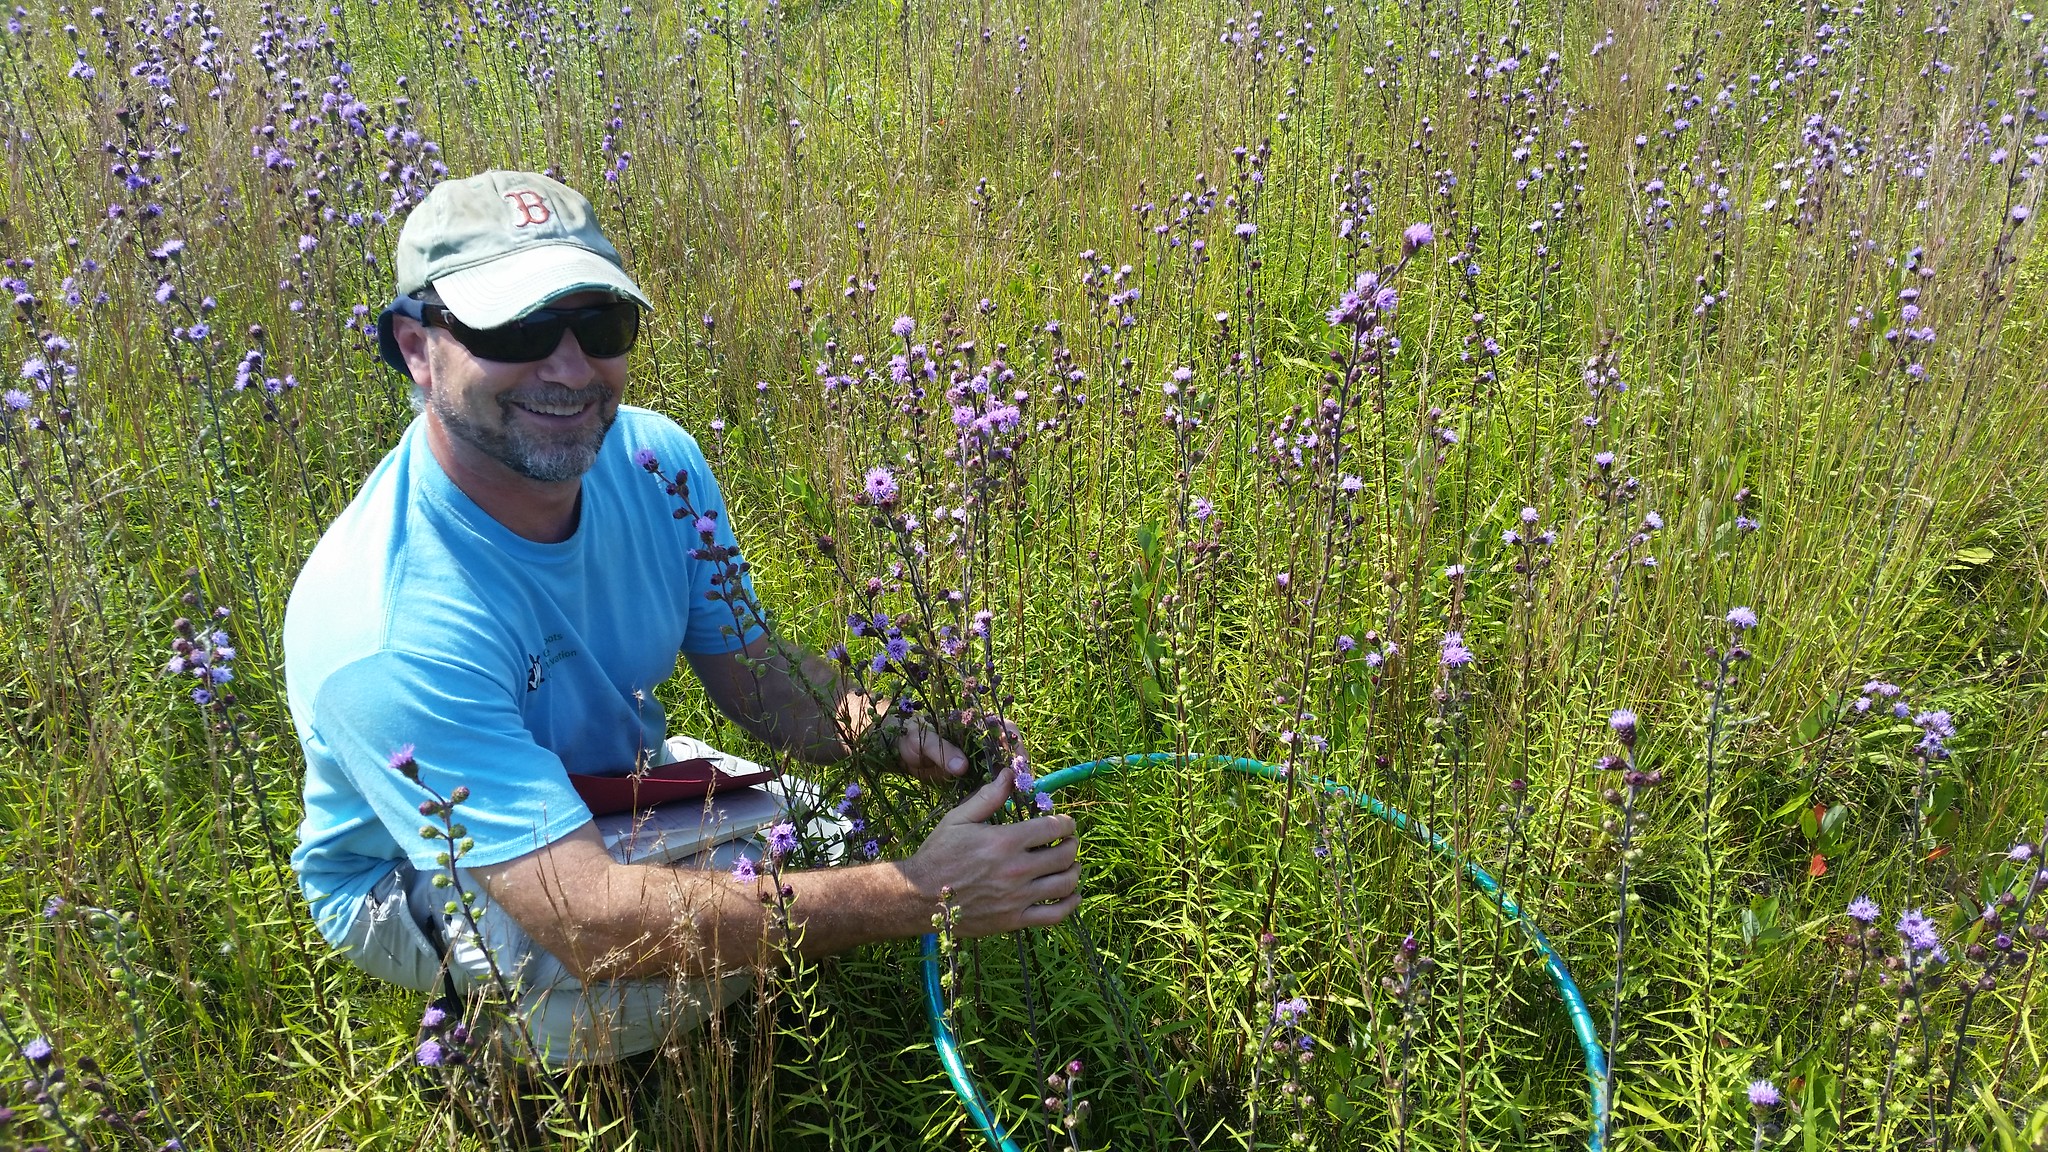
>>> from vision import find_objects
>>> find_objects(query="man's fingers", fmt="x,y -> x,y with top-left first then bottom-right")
1016,888 -> 1082,929
1002,813 -> 1076,847
896,719 -> 968,779
1027,862 -> 1081,901
1018,836 -> 1078,876
905,722 -> 942,773
940,768 -> 1015,825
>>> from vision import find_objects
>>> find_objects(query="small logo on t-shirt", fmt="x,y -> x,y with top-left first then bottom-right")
525,633 -> 579,692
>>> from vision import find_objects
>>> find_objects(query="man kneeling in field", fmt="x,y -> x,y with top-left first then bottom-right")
283,170 -> 1080,1063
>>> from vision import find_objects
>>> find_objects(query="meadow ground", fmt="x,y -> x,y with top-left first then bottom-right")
0,0 -> 2045,1148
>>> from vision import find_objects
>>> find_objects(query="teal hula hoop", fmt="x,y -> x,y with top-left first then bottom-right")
920,752 -> 1610,1151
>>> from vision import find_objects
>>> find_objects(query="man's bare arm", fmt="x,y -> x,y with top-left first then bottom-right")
467,771 -> 1079,982
687,633 -> 969,779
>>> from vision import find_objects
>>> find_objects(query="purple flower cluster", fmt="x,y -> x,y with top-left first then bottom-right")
163,608 -> 237,712
833,782 -> 883,860
1438,630 -> 1475,670
414,998 -> 472,1068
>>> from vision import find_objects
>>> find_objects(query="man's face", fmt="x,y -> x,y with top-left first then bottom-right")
419,290 -> 629,484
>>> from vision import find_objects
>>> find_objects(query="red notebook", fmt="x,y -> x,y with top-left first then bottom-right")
566,757 -> 778,816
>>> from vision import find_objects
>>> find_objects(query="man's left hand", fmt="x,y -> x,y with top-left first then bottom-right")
885,713 -> 970,782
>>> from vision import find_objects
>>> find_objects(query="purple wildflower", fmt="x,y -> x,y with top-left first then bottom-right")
861,466 -> 899,506
1439,631 -> 1475,669
1747,1079 -> 1780,1108
1725,606 -> 1758,630
1609,709 -> 1638,746
1911,710 -> 1955,739
1896,909 -> 1940,953
416,1039 -> 446,1067
1846,895 -> 1880,924
730,856 -> 758,883
890,316 -> 916,338
1402,221 -> 1435,252
766,821 -> 799,858
1,389 -> 28,411
632,447 -> 658,470
420,1005 -> 447,1030
21,1037 -> 51,1064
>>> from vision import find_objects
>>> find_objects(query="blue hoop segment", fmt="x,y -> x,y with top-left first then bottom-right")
920,752 -> 1610,1151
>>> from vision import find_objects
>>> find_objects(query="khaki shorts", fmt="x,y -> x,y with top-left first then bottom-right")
337,737 -> 841,1066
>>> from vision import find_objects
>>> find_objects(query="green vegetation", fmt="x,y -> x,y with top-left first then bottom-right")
0,0 -> 2044,1147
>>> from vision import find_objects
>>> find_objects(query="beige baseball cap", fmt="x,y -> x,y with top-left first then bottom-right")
392,170 -> 651,328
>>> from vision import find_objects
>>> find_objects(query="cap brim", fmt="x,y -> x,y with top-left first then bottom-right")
433,243 -> 652,328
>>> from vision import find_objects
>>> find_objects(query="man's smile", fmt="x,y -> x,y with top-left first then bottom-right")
504,391 -> 610,427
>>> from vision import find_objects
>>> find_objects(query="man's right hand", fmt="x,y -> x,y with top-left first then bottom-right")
904,770 -> 1081,937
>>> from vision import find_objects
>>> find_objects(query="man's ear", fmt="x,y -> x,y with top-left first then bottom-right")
392,314 -> 434,395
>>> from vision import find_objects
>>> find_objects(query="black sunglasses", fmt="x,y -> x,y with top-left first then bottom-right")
421,299 -> 642,363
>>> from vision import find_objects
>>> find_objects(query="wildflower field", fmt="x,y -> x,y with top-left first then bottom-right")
2,0 -> 2048,1147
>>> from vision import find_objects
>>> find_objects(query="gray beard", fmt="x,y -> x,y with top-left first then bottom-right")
432,387 -> 616,483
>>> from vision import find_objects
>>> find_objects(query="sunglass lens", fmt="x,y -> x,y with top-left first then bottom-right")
487,320 -> 567,362
439,302 -> 640,362
571,303 -> 640,358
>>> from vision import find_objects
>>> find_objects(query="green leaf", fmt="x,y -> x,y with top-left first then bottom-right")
1944,545 -> 1996,570
1931,807 -> 1962,840
1929,779 -> 1962,820
1136,519 -> 1162,565
1771,790 -> 1814,821
1799,807 -> 1819,841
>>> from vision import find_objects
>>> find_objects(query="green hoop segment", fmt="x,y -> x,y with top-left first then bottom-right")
919,752 -> 1610,1151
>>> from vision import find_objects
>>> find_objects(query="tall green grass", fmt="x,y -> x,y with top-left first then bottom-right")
0,0 -> 2043,1147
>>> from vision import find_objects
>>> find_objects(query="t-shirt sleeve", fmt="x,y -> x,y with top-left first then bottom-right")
309,650 -> 594,870
674,441 -> 767,655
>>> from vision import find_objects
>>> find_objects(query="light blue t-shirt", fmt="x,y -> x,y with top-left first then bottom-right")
284,406 -> 761,946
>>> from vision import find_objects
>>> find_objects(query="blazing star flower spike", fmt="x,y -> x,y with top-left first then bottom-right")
1896,909 -> 1940,953
861,465 -> 900,506
1609,709 -> 1638,746
1439,631 -> 1475,669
